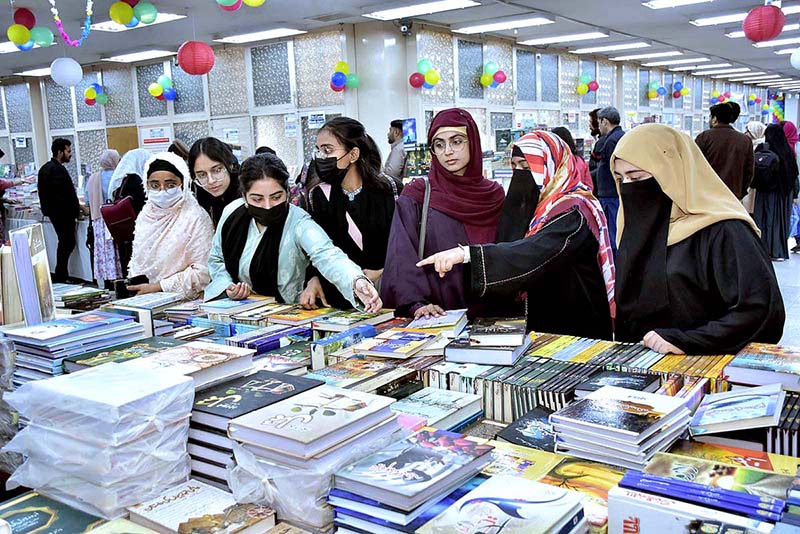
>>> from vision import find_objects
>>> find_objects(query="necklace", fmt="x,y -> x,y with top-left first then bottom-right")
49,0 -> 94,47
343,186 -> 362,201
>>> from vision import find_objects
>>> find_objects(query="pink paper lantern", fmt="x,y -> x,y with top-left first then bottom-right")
742,5 -> 785,43
177,41 -> 216,75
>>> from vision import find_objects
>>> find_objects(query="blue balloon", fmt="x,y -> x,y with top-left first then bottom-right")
423,82 -> 434,89
163,87 -> 177,101
710,97 -> 719,104
673,81 -> 683,91
762,109 -> 769,115
126,17 -> 139,28
657,87 -> 667,96
90,83 -> 103,94
331,71 -> 347,88
490,80 -> 499,88
16,40 -> 34,51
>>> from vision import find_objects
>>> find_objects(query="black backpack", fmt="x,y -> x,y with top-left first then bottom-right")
752,143 -> 780,192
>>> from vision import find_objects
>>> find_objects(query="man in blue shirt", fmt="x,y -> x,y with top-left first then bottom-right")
592,106 -> 625,253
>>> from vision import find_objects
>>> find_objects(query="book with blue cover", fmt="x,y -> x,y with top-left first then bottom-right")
310,324 -> 378,369
495,407 -> 557,452
406,309 -> 468,337
689,384 -> 786,437
353,330 -> 439,360
3,311 -> 134,346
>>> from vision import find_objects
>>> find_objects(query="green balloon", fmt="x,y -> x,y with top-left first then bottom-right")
158,74 -> 172,89
417,59 -> 432,75
649,81 -> 659,90
345,73 -> 360,89
579,73 -> 592,85
95,93 -> 108,105
484,61 -> 499,75
134,2 -> 158,24
216,0 -> 239,5
30,26 -> 54,47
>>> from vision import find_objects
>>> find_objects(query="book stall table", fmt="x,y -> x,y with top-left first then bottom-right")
6,218 -> 92,282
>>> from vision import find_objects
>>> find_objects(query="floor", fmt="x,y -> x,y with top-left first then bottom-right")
774,250 -> 800,346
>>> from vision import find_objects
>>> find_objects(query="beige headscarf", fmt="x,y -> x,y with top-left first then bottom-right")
745,121 -> 767,148
611,123 -> 760,246
87,149 -> 120,221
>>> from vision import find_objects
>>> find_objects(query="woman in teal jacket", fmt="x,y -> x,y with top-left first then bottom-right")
204,153 -> 381,311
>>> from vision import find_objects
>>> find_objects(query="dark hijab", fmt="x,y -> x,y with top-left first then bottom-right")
764,124 -> 799,196
496,145 -> 540,242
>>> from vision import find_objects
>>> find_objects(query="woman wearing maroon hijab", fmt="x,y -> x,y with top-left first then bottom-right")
381,108 -> 505,318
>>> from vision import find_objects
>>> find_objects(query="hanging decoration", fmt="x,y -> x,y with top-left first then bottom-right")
149,74 -> 176,101
49,0 -> 94,47
790,48 -> 800,71
771,93 -> 785,122
575,73 -> 599,95
646,80 -> 666,100
480,61 -> 507,89
50,57 -> 83,87
408,58 -> 440,90
83,83 -> 108,106
672,81 -> 689,99
177,41 -> 216,75
329,61 -> 359,92
216,0 -> 263,10
110,1 -> 158,27
742,4 -> 785,43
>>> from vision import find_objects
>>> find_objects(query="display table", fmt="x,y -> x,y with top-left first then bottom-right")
6,218 -> 93,282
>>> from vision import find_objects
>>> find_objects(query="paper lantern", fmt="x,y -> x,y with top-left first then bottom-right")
177,41 -> 215,75
50,58 -> 83,87
13,8 -> 36,30
742,5 -> 785,43
791,48 -> 800,71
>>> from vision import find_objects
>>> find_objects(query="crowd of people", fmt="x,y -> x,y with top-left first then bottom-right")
35,105 -> 791,357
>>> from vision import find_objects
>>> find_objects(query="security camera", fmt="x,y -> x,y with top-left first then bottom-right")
399,19 -> 413,36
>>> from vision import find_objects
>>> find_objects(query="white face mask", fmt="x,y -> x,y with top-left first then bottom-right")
148,187 -> 183,209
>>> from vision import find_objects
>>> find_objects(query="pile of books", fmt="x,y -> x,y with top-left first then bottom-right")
4,310 -> 146,385
62,336 -> 187,373
200,296 -> 277,322
390,387 -> 482,432
549,385 -> 691,469
331,427 -> 496,534
444,317 -> 531,366
102,292 -> 184,337
226,323 -> 312,355
3,363 -> 194,518
0,337 -> 19,474
311,308 -> 395,336
725,342 -> 800,389
52,283 -> 111,311
254,341 -> 313,373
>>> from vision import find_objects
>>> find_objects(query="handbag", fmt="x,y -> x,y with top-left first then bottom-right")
100,176 -> 136,243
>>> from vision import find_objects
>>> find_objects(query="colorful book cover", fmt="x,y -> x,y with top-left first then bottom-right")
176,503 -> 275,533
495,407 -> 556,452
481,441 -> 563,480
364,330 -> 438,357
65,337 -> 186,368
576,370 -> 659,394
112,291 -> 182,310
644,452 -> 794,500
469,317 -> 527,344
407,309 -> 468,330
255,342 -> 311,370
390,387 -> 479,425
193,370 -> 323,420
690,384 -> 784,435
669,440 -> 800,476
268,306 -> 337,323
202,297 -> 269,311
729,343 -> 800,375
304,356 -> 395,389
310,325 -> 377,368
0,491 -> 105,533
4,311 -> 132,342
315,309 -> 392,327
539,456 -> 626,504
335,428 -> 494,498
125,341 -> 252,375
416,475 -> 583,534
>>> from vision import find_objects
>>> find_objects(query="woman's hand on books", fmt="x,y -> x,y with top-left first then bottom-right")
128,282 -> 162,295
416,247 -> 465,278
354,277 -> 382,313
642,331 -> 685,355
414,303 -> 445,320
226,282 -> 252,300
300,276 -> 329,310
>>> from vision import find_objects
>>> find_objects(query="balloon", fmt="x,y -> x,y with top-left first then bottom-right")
220,0 -> 243,11
657,87 -> 667,96
674,81 -> 683,91
756,97 -> 762,103
484,61 -> 499,75
345,73 -> 360,89
673,90 -> 681,98
134,1 -> 158,24
16,40 -> 34,51
577,84 -> 589,95
30,26 -> 54,47
649,81 -> 659,90
243,0 -> 266,5
409,72 -> 425,88
50,58 -> 83,87
110,2 -> 135,25
680,87 -> 690,96
763,104 -> 770,110
90,83 -> 103,94
122,0 -> 140,6
178,41 -> 215,75
216,0 -> 239,5
148,83 -> 164,97
96,93 -> 109,105
724,91 -> 731,98
424,69 -> 440,86
480,73 -> 493,87
710,89 -> 720,97
84,87 -> 97,100
156,94 -> 166,101
7,24 -> 31,46
579,73 -> 592,85
711,97 -> 719,104
423,82 -> 434,89
126,17 -> 139,28
588,80 -> 599,92
417,59 -> 432,74
762,109 -> 769,115
163,87 -> 177,101
84,98 -> 96,106
13,8 -> 36,30
158,74 -> 172,88
331,71 -> 347,88
490,80 -> 499,88
334,61 -> 349,75
749,93 -> 757,100
493,70 -> 507,84
330,81 -> 345,92
648,90 -> 658,99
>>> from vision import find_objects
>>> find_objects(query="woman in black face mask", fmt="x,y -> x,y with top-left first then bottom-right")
300,117 -> 401,309
612,124 -> 784,355
204,152 -> 382,312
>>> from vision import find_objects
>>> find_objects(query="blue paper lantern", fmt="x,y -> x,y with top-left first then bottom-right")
331,71 -> 347,88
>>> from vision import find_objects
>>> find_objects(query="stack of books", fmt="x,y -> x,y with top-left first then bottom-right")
549,385 -> 691,469
189,370 -> 323,490
62,336 -> 187,373
228,302 -> 295,326
444,318 -> 531,366
390,387 -> 482,432
312,309 -> 395,336
225,324 -> 311,355
725,343 -> 800,389
265,305 -> 338,326
310,324 -> 378,369
406,308 -> 469,338
3,363 -> 194,518
332,428 -> 496,534
494,407 -> 556,452
102,292 -> 184,337
4,310 -> 146,385
0,337 -> 19,474
350,328 -> 441,361
162,299 -> 202,326
200,296 -> 276,322
253,341 -> 312,373
51,283 -> 111,311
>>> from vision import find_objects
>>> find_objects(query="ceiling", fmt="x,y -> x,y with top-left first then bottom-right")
1,0 -> 798,86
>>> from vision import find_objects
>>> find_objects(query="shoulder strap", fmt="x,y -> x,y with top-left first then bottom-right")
418,177 -> 431,260
380,172 -> 399,200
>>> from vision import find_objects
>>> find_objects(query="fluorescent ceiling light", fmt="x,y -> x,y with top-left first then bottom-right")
518,31 -> 608,46
454,16 -> 553,34
691,5 -> 800,26
14,67 -> 51,76
610,51 -> 681,61
670,62 -> 730,71
571,42 -> 650,54
0,40 -> 45,54
91,13 -> 185,32
727,74 -> 782,81
643,0 -> 713,8
727,23 -> 800,38
643,57 -> 708,66
101,49 -> 175,63
364,0 -> 479,20
693,67 -> 750,75
214,28 -> 307,44
754,36 -> 800,48
712,71 -> 765,79
775,48 -> 798,55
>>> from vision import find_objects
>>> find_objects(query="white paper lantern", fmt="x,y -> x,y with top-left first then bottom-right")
50,57 -> 82,87
791,48 -> 800,70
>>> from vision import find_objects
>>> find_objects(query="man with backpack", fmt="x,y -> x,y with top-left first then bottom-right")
695,102 -> 754,199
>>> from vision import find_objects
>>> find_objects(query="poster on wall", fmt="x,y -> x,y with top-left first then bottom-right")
223,128 -> 240,144
284,114 -> 298,138
211,117 -> 252,160
402,118 -> 417,146
139,126 -> 174,154
13,137 -> 26,149
308,113 -> 325,129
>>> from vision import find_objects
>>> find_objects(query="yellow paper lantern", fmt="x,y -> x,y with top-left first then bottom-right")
7,24 -> 31,46
148,83 -> 164,97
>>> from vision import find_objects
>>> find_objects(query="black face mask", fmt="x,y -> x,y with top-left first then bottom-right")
619,177 -> 670,223
247,201 -> 288,227
315,155 -> 350,186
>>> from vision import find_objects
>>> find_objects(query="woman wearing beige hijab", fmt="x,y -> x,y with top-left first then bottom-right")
742,120 -> 766,213
611,124 -> 784,355
85,149 -> 121,286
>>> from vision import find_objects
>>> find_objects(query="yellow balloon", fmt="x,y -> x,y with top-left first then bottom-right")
84,87 -> 97,100
243,0 -> 266,5
480,73 -> 493,87
7,24 -> 31,46
648,90 -> 658,99
148,82 -> 163,97
334,61 -> 349,75
680,87 -> 690,96
424,69 -> 440,86
110,2 -> 134,25
711,90 -> 720,98
576,83 -> 589,95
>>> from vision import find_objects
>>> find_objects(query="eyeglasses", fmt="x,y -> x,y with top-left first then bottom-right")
147,182 -> 181,191
194,165 -> 228,186
430,135 -> 468,156
314,146 -> 347,159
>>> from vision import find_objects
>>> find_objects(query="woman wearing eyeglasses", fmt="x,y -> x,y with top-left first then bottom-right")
189,137 -> 243,227
126,152 -> 214,299
381,108 -> 505,319
299,117 -> 400,310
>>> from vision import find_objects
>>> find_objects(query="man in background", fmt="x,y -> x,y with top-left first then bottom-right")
384,119 -> 407,182
592,106 -> 625,251
695,101 -> 753,200
38,138 -> 80,283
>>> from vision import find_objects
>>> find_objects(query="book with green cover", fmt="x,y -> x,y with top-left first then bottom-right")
0,491 -> 105,533
63,336 -> 187,373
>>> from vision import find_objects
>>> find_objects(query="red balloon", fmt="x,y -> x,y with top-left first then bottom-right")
756,97 -> 762,103
220,0 -> 243,10
122,0 -> 140,6
673,90 -> 681,99
177,41 -> 216,75
493,70 -> 507,84
409,72 -> 425,88
84,97 -> 96,106
330,81 -> 345,92
588,80 -> 599,92
156,94 -> 166,100
742,5 -> 785,43
724,91 -> 731,98
13,8 -> 36,30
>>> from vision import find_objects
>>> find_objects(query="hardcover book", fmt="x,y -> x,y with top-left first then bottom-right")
1,245 -> 23,325
304,356 -> 395,389
575,370 -> 660,398
0,491 -> 105,533
312,309 -> 395,332
192,370 -> 324,429
690,384 -> 785,437
669,440 -> 800,476
481,441 -> 564,480
112,292 -> 183,310
415,475 -> 584,534
407,309 -> 468,336
4,310 -> 133,345
201,296 -> 274,313
352,330 -> 439,359
468,317 -> 527,346
310,325 -> 378,370
267,306 -> 337,325
63,337 -> 187,372
726,344 -> 800,388
495,407 -> 556,451
390,387 -> 481,429
10,224 -> 55,326
254,342 -> 311,372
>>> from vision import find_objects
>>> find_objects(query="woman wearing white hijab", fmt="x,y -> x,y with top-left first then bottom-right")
127,151 -> 214,299
108,148 -> 150,275
85,149 -> 121,285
